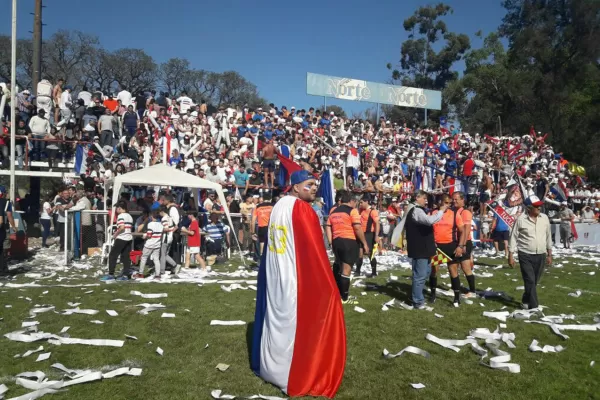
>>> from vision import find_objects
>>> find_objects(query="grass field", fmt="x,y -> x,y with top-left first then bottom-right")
0,248 -> 599,400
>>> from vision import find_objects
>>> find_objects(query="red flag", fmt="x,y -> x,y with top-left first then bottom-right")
277,153 -> 303,181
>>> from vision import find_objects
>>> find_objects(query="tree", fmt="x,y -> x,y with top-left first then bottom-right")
318,105 -> 347,119
159,58 -> 193,96
110,49 -> 157,94
42,30 -> 100,87
386,3 -> 470,125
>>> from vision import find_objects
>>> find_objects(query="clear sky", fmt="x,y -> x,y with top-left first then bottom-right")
1,0 -> 505,115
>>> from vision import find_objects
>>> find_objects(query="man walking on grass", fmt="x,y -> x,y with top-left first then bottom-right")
509,195 -> 552,310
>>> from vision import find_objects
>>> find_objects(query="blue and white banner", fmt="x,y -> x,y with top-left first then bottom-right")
73,144 -> 88,175
307,72 -> 442,110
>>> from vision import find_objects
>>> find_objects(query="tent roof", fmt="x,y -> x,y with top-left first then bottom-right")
110,164 -> 222,191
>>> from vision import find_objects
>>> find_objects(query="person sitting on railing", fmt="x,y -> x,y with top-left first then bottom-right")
29,109 -> 51,162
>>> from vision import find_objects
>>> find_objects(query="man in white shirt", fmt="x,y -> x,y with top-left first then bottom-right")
77,86 -> 92,106
117,87 -> 132,107
59,86 -> 73,121
70,190 -> 96,254
176,91 -> 194,114
36,78 -> 54,118
28,109 -> 51,161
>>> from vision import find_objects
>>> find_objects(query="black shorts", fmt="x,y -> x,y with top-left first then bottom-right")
458,240 -> 473,262
493,230 -> 509,242
480,193 -> 490,203
436,242 -> 461,264
258,226 -> 268,243
362,232 -> 376,253
332,238 -> 359,266
262,159 -> 275,170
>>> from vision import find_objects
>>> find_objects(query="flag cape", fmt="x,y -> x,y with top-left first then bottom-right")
550,183 -> 567,202
251,196 -> 346,398
430,248 -> 451,267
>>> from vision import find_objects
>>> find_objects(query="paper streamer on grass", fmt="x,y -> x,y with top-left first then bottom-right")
29,306 -> 55,315
62,308 -> 99,315
48,337 -> 125,347
6,387 -> 61,400
130,290 -> 167,299
15,345 -> 44,358
411,383 -> 426,389
0,384 -> 7,396
35,352 -> 51,362
4,331 -> 56,343
425,334 -> 476,352
529,339 -> 565,353
136,303 -> 166,315
211,390 -> 287,400
15,371 -> 46,382
482,311 -> 510,322
480,340 -> 521,373
210,320 -> 245,326
383,346 -> 431,359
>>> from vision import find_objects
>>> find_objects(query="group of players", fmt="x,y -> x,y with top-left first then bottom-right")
326,190 -> 477,307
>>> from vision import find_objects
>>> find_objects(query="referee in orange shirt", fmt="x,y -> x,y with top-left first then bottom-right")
356,194 -> 381,277
326,191 -> 369,305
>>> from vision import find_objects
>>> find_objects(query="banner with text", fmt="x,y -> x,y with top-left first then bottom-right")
306,72 -> 442,110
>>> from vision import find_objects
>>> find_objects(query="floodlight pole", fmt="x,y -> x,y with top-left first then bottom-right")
10,0 -> 17,203
424,108 -> 428,126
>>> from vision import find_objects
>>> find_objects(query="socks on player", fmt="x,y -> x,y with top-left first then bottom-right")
466,274 -> 476,293
340,274 -> 351,301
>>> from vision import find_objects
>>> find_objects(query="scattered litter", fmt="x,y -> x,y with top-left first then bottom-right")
591,361 -> 595,367
136,303 -> 166,315
434,313 -> 444,318
354,306 -> 366,313
35,352 -> 51,362
110,299 -> 131,302
22,321 -> 40,328
49,337 -> 125,347
60,326 -> 70,333
130,290 -> 168,299
210,320 -> 245,326
216,363 -> 230,372
62,308 -> 99,315
383,346 -> 430,359
568,290 -> 582,298
106,310 -> 118,317
156,347 -> 164,356
15,345 -> 44,359
125,335 -> 138,340
161,313 -> 176,318
426,334 -> 476,352
89,320 -> 104,324
30,306 -> 55,314
529,339 -> 565,353
483,311 -> 510,322
410,383 -> 426,390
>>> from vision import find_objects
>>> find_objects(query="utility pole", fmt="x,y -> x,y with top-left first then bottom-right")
31,0 -> 43,94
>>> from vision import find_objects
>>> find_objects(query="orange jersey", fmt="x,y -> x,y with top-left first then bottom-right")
456,207 -> 473,240
433,209 -> 463,244
360,208 -> 379,233
327,205 -> 361,240
254,203 -> 273,228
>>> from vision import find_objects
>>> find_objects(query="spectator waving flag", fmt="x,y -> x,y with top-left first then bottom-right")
73,143 -> 89,175
317,168 -> 335,216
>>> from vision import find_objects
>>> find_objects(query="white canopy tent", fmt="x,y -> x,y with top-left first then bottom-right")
106,164 -> 243,264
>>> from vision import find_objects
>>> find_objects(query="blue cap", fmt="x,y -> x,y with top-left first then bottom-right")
290,170 -> 313,185
0,185 -> 6,194
151,201 -> 160,210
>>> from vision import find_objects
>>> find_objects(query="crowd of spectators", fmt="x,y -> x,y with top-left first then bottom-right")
1,79 -> 599,258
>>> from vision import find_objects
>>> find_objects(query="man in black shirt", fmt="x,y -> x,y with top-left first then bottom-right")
135,91 -> 147,119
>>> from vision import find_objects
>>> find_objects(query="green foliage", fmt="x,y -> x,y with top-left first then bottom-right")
453,0 -> 600,179
0,30 -> 267,110
386,3 -> 470,127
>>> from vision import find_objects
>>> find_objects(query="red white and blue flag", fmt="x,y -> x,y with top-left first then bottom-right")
251,196 -> 346,398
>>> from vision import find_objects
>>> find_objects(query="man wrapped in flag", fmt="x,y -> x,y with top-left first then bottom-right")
252,170 -> 346,398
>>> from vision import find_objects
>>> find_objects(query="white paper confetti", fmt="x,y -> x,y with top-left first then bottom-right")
156,347 -> 164,356
411,383 -> 426,389
35,352 -> 51,362
106,310 -> 118,317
